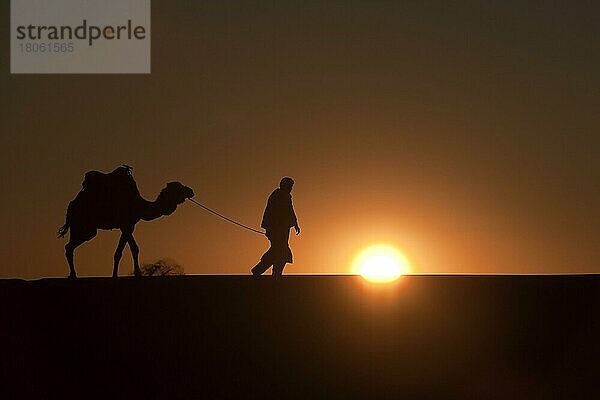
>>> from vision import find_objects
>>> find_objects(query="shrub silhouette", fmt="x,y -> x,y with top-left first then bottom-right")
136,259 -> 184,276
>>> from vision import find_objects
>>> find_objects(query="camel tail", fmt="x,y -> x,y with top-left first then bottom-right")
57,223 -> 69,238
57,200 -> 73,239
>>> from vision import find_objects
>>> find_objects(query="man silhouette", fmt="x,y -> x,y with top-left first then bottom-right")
251,177 -> 300,276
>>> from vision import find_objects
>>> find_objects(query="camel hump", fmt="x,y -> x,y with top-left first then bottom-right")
82,165 -> 139,198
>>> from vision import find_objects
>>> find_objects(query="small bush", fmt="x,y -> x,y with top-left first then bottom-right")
138,259 -> 184,276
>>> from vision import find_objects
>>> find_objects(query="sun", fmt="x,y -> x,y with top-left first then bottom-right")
352,244 -> 411,283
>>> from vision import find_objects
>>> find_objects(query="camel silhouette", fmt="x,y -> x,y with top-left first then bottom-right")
57,166 -> 194,278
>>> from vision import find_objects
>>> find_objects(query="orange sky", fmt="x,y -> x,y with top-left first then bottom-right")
1,2 -> 598,278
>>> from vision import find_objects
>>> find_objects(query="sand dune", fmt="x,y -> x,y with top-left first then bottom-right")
1,275 -> 598,398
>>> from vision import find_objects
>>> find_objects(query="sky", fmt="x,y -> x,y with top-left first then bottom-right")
1,1 -> 598,278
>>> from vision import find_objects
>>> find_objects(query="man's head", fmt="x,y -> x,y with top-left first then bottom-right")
279,177 -> 294,193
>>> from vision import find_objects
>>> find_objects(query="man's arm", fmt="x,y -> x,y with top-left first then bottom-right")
290,198 -> 300,235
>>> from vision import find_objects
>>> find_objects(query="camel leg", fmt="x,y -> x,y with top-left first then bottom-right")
65,230 -> 96,279
65,242 -> 78,279
128,235 -> 141,277
112,233 -> 130,278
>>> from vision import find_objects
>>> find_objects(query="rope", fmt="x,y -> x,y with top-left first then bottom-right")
187,198 -> 265,235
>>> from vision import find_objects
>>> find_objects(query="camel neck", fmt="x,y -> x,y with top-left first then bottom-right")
139,197 -> 168,221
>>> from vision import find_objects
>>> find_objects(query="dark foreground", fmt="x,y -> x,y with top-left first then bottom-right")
1,275 -> 599,399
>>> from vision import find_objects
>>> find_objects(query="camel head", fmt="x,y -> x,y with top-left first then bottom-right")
156,182 -> 195,216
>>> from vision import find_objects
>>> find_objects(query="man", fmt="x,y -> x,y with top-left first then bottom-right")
251,177 -> 300,276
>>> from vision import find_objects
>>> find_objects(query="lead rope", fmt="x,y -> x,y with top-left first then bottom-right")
187,198 -> 265,235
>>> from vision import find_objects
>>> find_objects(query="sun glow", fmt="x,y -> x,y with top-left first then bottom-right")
353,244 -> 411,283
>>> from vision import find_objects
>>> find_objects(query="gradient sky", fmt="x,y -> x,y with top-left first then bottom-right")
1,1 -> 598,278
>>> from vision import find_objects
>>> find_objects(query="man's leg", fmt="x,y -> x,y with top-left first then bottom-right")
252,237 -> 274,275
270,229 -> 290,276
251,259 -> 272,275
272,262 -> 286,276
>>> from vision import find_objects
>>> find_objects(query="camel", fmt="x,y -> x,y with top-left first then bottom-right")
57,166 -> 194,278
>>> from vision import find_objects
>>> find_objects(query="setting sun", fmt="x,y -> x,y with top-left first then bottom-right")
353,244 -> 411,283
